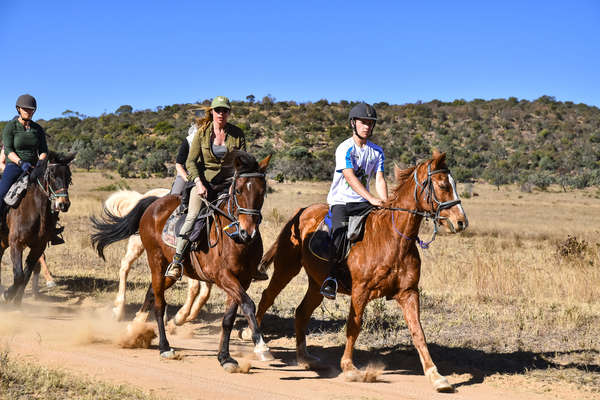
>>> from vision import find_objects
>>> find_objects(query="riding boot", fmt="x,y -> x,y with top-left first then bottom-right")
165,235 -> 190,280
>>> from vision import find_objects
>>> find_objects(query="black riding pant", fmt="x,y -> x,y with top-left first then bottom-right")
330,201 -> 372,263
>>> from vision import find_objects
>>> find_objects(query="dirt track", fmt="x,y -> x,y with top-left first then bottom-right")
1,296 -> 576,400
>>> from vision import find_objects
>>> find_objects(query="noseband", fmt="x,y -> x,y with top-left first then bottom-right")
384,162 -> 462,248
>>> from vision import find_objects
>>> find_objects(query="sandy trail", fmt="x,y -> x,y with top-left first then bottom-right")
0,299 -> 568,400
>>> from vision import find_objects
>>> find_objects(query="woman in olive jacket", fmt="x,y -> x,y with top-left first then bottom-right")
165,96 -> 245,279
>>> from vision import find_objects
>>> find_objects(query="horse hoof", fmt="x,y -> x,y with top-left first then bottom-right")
255,350 -> 274,361
433,377 -> 453,393
160,349 -> 178,360
222,361 -> 239,373
344,369 -> 362,382
112,307 -> 124,321
297,355 -> 321,370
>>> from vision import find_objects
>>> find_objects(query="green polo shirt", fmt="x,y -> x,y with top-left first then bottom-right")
2,119 -> 49,164
186,122 -> 246,183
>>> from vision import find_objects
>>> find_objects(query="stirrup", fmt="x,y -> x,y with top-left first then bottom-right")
320,277 -> 338,300
165,255 -> 184,280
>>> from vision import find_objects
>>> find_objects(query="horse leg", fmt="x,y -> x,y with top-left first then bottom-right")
0,246 -> 4,296
14,247 -> 43,305
186,281 -> 212,322
114,235 -> 144,321
220,273 -> 273,363
3,246 -> 25,303
133,283 -> 154,323
295,279 -> 326,369
395,290 -> 453,392
255,252 -> 302,327
340,292 -> 369,377
31,260 -> 42,298
218,298 -> 240,372
174,279 -> 212,325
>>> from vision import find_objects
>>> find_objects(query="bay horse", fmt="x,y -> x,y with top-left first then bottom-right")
103,188 -> 213,323
1,151 -> 76,304
91,150 -> 273,370
253,151 -> 468,392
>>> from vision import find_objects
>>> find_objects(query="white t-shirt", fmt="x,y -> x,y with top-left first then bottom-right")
326,137 -> 385,205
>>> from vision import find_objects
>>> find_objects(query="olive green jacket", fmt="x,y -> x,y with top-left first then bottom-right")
186,122 -> 246,183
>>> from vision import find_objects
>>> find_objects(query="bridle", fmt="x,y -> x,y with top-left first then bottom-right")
199,171 -> 266,244
382,162 -> 462,248
36,163 -> 71,212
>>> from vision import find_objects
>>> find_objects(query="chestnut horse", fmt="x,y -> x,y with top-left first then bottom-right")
253,151 -> 468,392
91,150 -> 273,370
1,152 -> 76,304
103,188 -> 212,323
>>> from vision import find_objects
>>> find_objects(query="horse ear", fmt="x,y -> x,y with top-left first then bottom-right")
64,152 -> 77,164
258,154 -> 272,173
431,150 -> 446,169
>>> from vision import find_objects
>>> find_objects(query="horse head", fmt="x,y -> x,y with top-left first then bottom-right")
394,150 -> 468,233
40,151 -> 76,213
219,151 -> 271,243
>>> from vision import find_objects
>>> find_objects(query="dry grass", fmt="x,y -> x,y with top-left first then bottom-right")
1,171 -> 599,398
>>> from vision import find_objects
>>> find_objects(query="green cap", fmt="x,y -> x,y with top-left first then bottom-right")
210,96 -> 231,110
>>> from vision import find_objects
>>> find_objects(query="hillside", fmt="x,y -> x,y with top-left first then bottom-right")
2,95 -> 598,189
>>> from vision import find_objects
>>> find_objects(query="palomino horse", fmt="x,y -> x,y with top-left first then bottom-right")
253,151 -> 468,392
1,152 -> 76,304
91,150 -> 273,370
103,188 -> 212,322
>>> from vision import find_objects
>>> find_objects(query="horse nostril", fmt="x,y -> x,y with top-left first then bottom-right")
457,221 -> 464,231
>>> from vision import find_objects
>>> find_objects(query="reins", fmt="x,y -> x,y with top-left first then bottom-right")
378,162 -> 461,249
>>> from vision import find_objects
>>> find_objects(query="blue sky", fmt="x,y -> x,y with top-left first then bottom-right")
0,1 -> 598,121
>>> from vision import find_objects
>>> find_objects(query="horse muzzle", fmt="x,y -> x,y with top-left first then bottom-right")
54,198 -> 71,212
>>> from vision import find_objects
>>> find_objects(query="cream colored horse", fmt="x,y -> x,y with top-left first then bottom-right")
105,188 -> 212,323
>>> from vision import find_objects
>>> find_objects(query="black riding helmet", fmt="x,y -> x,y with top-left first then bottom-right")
16,94 -> 37,111
348,102 -> 377,130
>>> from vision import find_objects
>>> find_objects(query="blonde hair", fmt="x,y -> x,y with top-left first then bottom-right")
194,106 -> 213,132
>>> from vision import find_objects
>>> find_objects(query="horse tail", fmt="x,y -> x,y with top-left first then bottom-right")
91,196 -> 159,261
257,207 -> 306,274
104,190 -> 143,217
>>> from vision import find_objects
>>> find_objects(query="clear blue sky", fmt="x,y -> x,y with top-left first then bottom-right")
1,1 -> 598,121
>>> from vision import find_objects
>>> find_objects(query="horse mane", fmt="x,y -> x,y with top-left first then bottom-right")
387,151 -> 447,203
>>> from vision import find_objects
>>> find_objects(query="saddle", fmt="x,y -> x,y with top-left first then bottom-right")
308,206 -> 373,262
161,183 -> 226,251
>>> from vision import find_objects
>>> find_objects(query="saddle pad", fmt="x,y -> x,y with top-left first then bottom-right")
161,209 -> 186,249
4,172 -> 29,208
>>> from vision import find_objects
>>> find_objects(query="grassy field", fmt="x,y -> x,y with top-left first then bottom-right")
1,170 -> 599,398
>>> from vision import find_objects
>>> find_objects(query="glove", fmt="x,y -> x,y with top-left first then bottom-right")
19,161 -> 32,172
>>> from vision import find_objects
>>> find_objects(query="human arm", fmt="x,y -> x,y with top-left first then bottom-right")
375,171 -> 388,203
185,131 -> 207,197
342,168 -> 383,206
175,163 -> 188,180
175,140 -> 189,180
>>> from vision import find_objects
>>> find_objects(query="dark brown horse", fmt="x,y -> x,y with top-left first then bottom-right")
253,151 -> 468,392
91,150 -> 273,371
0,152 -> 76,304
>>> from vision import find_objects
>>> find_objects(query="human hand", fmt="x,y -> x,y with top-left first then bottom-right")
20,161 -> 32,172
195,181 -> 207,197
369,197 -> 383,207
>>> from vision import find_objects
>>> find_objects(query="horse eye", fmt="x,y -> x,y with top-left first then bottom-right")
235,188 -> 242,195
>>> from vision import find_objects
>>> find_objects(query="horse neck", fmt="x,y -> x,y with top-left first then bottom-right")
377,173 -> 423,239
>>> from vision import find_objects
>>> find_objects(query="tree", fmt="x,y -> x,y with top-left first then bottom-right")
115,105 -> 133,115
246,94 -> 255,103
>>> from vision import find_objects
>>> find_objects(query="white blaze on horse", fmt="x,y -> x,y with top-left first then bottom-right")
104,188 -> 212,323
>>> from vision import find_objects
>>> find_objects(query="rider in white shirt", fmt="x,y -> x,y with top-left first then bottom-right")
321,103 -> 389,300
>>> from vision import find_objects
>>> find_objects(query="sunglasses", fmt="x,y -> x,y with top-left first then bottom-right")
213,108 -> 230,114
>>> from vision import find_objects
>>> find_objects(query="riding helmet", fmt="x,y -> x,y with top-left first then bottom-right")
348,103 -> 377,128
16,94 -> 37,111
